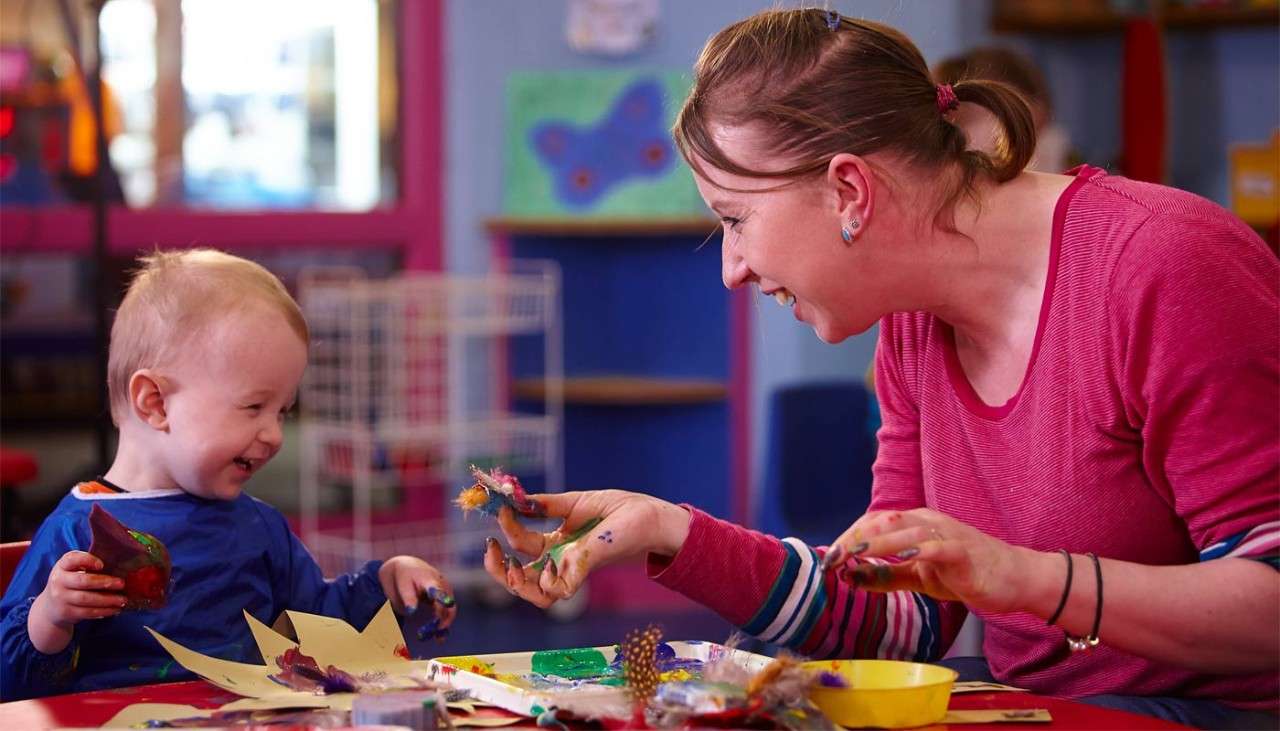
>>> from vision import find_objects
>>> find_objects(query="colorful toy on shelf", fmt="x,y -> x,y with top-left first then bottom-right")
87,503 -> 171,611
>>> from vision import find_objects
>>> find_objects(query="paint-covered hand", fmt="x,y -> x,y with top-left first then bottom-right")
378,556 -> 457,630
27,550 -> 127,653
825,508 -> 1036,615
482,490 -> 690,609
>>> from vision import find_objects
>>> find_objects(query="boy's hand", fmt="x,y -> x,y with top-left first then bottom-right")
28,551 -> 126,654
378,556 -> 456,630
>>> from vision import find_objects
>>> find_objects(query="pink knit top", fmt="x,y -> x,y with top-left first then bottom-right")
650,166 -> 1279,709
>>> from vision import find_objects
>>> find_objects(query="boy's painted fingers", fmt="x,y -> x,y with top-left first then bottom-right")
497,507 -> 549,559
392,568 -> 423,615
418,584 -> 457,629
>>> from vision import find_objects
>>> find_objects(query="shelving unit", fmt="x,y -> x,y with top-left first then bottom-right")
296,262 -> 563,582
513,376 -> 727,405
488,216 -> 745,521
992,0 -> 1278,34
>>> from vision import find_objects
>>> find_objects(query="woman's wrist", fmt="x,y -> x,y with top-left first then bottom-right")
652,500 -> 692,558
1016,547 -> 1070,619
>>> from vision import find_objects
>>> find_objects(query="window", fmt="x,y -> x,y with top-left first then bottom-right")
2,0 -> 399,211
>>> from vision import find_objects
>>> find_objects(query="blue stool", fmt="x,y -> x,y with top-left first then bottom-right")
757,381 -> 877,548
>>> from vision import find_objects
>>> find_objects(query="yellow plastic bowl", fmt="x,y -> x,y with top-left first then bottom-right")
804,659 -> 958,729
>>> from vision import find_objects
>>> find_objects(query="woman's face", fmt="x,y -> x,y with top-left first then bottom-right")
691,124 -> 889,343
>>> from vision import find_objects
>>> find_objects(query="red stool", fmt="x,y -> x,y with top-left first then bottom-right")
0,447 -> 37,486
0,446 -> 40,541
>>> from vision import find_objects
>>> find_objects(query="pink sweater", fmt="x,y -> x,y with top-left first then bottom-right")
650,166 -> 1279,709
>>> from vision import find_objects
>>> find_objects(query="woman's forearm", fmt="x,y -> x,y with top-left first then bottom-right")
1018,550 -> 1278,673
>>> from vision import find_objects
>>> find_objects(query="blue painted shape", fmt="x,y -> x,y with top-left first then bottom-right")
529,79 -> 676,210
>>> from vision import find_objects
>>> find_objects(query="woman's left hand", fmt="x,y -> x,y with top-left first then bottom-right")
826,508 -> 1034,614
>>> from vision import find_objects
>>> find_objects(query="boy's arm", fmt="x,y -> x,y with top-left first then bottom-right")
257,503 -> 385,627
1,515 -> 87,701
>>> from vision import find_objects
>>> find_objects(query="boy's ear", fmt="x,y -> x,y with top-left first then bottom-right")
128,370 -> 169,430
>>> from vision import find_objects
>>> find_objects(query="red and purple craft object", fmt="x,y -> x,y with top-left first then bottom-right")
87,503 -> 171,611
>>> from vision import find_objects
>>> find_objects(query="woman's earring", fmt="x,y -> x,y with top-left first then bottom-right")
840,219 -> 860,245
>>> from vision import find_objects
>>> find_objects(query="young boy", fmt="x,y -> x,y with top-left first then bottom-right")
0,249 -> 455,701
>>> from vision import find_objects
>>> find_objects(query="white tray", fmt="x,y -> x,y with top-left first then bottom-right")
426,640 -> 774,717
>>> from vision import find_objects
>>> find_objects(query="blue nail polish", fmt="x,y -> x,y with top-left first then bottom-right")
897,547 -> 920,560
850,541 -> 870,555
406,604 -> 417,615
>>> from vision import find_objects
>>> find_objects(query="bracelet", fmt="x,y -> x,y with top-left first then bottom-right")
1066,552 -> 1103,652
1045,549 -> 1072,626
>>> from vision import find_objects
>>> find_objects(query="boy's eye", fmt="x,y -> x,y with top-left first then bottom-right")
721,216 -> 743,231
245,404 -> 263,412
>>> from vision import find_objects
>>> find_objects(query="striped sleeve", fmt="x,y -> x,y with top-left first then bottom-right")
743,538 -> 960,661
649,510 -> 966,661
1199,522 -> 1280,569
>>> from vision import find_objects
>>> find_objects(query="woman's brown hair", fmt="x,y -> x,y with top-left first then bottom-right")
673,8 -> 1037,229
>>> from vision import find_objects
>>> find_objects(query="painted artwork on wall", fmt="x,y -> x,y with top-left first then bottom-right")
503,71 -> 705,219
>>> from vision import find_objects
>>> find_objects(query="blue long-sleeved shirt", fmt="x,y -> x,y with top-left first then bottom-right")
1,483 -> 385,701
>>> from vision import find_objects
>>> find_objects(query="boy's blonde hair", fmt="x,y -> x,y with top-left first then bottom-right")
108,248 -> 309,425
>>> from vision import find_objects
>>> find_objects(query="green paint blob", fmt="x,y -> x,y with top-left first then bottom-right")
531,648 -> 610,680
156,659 -> 174,679
530,705 -> 545,715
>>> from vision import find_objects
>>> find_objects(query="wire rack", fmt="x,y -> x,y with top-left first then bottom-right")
296,261 -> 563,584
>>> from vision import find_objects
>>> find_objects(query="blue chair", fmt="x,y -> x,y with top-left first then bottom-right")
757,381 -> 877,548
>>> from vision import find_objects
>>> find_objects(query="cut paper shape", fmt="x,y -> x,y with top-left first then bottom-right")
88,503 -> 171,610
134,601 -> 437,724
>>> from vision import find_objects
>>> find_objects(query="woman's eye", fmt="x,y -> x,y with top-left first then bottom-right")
245,404 -> 263,413
721,216 -> 743,232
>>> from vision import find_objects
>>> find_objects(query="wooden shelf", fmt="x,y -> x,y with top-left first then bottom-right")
993,2 -> 1278,34
1163,4 -> 1278,27
484,217 -> 718,237
514,376 -> 728,405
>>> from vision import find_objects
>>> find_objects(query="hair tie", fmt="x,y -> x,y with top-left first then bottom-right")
824,10 -> 841,31
935,83 -> 959,114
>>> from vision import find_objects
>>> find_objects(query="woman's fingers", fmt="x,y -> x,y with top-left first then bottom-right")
496,507 -> 549,558
482,537 -> 511,587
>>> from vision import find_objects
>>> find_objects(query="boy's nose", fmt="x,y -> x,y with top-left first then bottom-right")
259,419 -> 284,449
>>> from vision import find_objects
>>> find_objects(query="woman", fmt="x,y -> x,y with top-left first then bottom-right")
484,9 -> 1278,728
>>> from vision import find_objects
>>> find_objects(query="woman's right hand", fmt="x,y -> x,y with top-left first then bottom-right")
482,490 -> 690,609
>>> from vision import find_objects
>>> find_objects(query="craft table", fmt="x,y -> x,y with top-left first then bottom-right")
0,678 -> 1193,729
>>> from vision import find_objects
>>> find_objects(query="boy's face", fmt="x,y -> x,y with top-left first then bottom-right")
158,306 -> 307,501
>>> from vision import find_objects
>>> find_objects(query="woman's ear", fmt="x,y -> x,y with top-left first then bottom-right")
826,153 -> 875,240
128,370 -> 169,430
